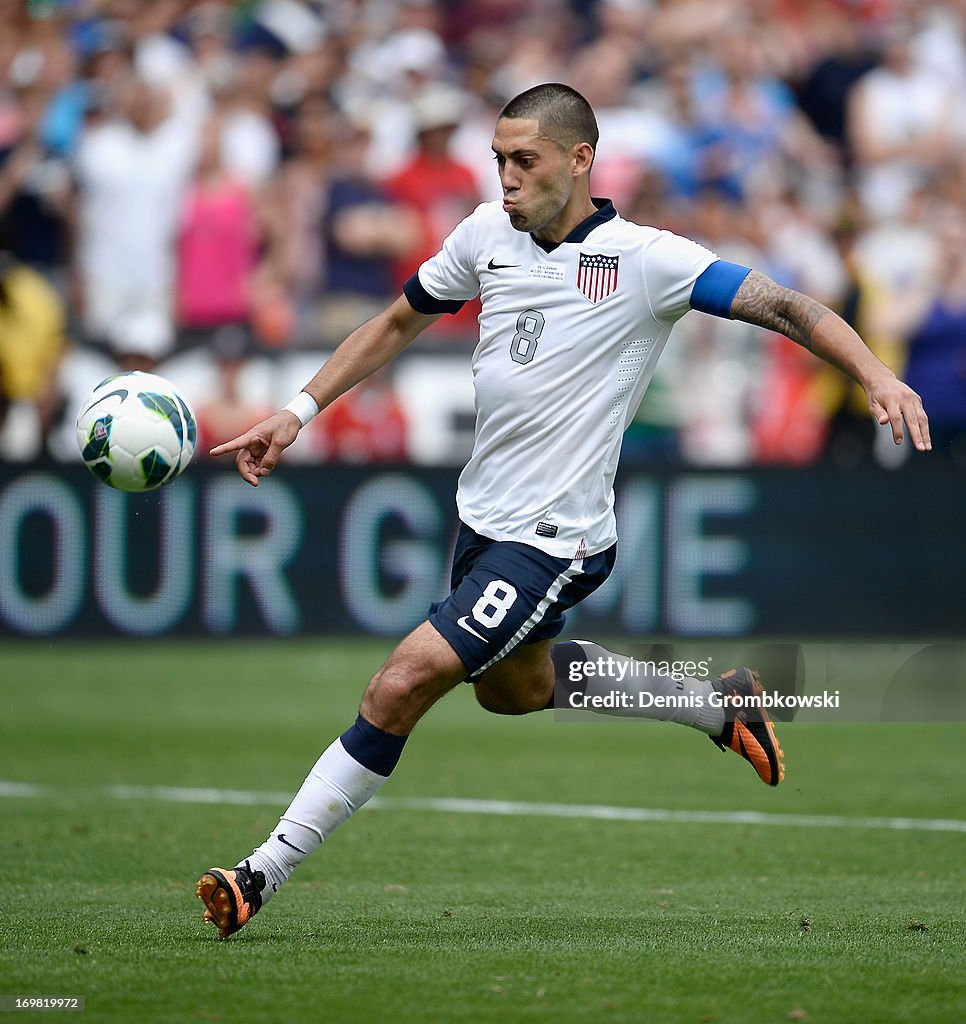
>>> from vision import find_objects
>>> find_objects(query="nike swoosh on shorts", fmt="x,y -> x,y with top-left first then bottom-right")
456,616 -> 487,642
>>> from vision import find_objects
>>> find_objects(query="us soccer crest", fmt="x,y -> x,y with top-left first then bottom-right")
576,252 -> 619,303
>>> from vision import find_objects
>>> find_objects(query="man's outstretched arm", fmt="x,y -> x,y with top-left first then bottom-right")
210,295 -> 441,484
730,270 -> 931,452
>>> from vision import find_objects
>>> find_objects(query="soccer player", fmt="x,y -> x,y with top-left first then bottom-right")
197,83 -> 930,939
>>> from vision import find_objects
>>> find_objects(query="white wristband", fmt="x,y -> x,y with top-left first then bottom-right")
283,391 -> 320,427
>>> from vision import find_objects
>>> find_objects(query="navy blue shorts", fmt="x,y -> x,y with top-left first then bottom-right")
428,523 -> 616,678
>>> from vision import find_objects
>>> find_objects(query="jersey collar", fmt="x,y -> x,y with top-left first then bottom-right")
531,198 -> 617,253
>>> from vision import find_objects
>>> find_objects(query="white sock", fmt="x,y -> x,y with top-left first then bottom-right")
242,735 -> 392,903
558,640 -> 725,735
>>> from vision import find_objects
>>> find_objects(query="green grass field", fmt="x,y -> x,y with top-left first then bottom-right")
2,640 -> 964,1023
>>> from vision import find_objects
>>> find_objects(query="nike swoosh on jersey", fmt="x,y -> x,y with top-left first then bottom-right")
487,258 -> 520,270
456,616 -> 487,641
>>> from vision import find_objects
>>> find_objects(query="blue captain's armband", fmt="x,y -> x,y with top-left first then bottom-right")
689,260 -> 752,319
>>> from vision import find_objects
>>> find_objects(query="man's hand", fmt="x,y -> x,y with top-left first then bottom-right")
865,373 -> 932,451
731,271 -> 932,453
209,411 -> 302,486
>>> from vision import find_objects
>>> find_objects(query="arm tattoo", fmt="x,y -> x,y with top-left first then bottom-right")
730,270 -> 831,352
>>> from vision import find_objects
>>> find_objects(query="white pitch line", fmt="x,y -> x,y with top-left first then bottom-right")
107,784 -> 294,806
380,797 -> 966,833
0,781 -> 46,798
1,780 -> 964,834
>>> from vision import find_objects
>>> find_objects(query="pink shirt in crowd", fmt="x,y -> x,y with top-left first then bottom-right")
177,178 -> 258,327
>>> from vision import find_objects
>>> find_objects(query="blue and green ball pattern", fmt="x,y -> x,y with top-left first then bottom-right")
76,372 -> 197,492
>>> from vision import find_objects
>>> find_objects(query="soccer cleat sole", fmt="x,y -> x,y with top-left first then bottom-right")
733,713 -> 786,786
712,667 -> 790,786
719,669 -> 786,786
196,868 -> 254,940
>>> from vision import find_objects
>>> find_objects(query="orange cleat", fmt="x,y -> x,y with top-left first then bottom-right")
196,861 -> 265,939
710,667 -> 786,786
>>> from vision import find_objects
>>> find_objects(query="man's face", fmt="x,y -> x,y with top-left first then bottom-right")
491,117 -> 576,236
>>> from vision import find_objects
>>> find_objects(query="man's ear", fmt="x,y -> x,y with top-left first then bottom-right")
573,141 -> 595,176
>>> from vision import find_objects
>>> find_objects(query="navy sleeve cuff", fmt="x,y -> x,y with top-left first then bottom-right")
689,260 -> 751,319
403,273 -> 467,315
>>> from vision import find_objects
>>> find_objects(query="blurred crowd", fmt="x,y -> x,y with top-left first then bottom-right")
2,0 -> 966,467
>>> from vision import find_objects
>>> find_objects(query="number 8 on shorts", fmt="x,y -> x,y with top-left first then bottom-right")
471,580 -> 518,628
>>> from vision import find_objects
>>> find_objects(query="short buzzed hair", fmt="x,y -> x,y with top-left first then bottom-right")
498,83 -> 599,155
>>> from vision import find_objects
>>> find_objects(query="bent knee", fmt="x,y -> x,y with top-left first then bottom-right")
474,680 -> 549,716
367,661 -> 438,709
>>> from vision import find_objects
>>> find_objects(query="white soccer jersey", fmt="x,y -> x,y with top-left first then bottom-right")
406,199 -> 740,559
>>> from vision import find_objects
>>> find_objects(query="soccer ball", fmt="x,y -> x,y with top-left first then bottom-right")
76,371 -> 197,492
